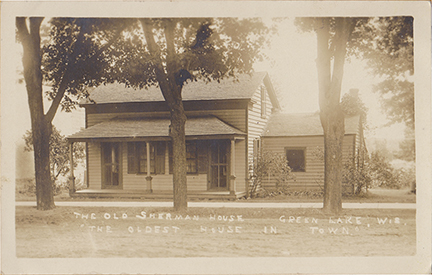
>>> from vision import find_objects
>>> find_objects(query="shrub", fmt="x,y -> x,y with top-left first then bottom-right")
343,154 -> 372,195
368,151 -> 415,190
249,151 -> 293,198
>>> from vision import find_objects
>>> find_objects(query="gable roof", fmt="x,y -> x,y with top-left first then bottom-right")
262,112 -> 361,137
67,116 -> 245,141
82,72 -> 280,109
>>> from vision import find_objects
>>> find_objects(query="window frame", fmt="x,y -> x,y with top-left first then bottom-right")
186,141 -> 198,174
127,141 -> 165,175
285,147 -> 306,172
101,142 -> 122,189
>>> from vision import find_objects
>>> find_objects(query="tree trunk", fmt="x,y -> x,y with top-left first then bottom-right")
321,110 -> 345,214
315,18 -> 356,214
140,18 -> 188,211
32,120 -> 55,210
17,17 -> 55,210
169,100 -> 188,211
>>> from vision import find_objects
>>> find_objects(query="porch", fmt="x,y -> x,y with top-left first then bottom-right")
67,116 -> 248,198
71,189 -> 246,200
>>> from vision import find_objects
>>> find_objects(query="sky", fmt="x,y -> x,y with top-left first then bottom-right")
254,18 -> 407,142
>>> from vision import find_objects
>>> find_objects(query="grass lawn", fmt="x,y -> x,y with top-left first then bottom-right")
16,206 -> 415,258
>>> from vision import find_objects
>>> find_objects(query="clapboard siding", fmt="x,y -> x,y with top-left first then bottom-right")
87,142 -> 101,189
187,110 -> 246,132
247,84 -> 273,164
234,139 -> 247,192
87,112 -> 168,127
261,135 -> 356,188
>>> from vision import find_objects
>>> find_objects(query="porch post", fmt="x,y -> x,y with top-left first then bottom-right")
146,141 -> 153,193
229,139 -> 236,195
69,142 -> 75,194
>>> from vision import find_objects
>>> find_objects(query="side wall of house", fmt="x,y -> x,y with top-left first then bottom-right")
247,84 -> 273,189
261,135 -> 355,190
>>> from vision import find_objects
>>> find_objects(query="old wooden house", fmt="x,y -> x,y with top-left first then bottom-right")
260,112 -> 366,192
67,72 -> 280,199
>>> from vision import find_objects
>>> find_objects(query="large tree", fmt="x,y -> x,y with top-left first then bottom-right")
296,17 -> 413,214
359,17 -> 414,130
16,18 -> 127,210
17,17 -> 269,211
359,17 -> 414,161
110,18 -> 269,210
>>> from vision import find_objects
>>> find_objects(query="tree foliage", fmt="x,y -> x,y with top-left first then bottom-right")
369,151 -> 409,189
341,90 -> 368,120
110,18 -> 269,87
23,126 -> 85,193
356,17 -> 414,130
16,17 -> 128,209
395,127 -> 415,162
41,18 -> 130,113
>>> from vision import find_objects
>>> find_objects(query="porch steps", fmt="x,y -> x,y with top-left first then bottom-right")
72,189 -> 246,200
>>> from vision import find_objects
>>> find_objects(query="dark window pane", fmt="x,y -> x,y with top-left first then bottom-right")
286,149 -> 305,172
168,142 -> 173,174
219,143 -> 227,164
102,143 -> 121,188
112,168 -> 119,186
127,143 -> 138,174
104,164 -> 112,185
210,166 -> 218,188
186,141 -> 198,174
219,166 -> 227,187
112,144 -> 119,164
102,144 -> 112,164
155,142 -> 166,174
197,141 -> 208,173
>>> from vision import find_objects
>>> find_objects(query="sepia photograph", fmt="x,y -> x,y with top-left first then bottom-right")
1,1 -> 431,274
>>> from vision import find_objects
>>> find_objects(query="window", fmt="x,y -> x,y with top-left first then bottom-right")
285,148 -> 306,172
101,143 -> 121,188
169,140 -> 209,174
261,86 -> 267,118
253,138 -> 261,158
186,141 -> 198,173
128,142 -> 165,174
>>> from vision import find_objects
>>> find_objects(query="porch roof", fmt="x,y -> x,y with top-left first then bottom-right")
67,116 -> 246,142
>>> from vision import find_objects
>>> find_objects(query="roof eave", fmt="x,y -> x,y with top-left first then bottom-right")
68,133 -> 246,143
263,73 -> 281,111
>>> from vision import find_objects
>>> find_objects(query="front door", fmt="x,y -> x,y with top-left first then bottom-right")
209,141 -> 229,190
102,142 -> 121,189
